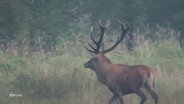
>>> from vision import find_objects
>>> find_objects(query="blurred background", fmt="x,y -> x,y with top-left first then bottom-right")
0,0 -> 184,104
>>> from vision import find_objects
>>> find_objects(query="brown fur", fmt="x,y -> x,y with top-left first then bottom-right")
84,53 -> 158,104
84,21 -> 158,104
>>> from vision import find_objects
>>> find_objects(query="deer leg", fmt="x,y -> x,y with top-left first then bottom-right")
108,95 -> 118,104
146,89 -> 158,104
108,88 -> 118,104
145,84 -> 158,104
116,91 -> 124,104
118,96 -> 124,104
136,90 -> 147,104
108,87 -> 124,104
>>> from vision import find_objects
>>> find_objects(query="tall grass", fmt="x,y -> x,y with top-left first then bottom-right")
0,25 -> 184,104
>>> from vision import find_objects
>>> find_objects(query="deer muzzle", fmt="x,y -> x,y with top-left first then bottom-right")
84,63 -> 89,68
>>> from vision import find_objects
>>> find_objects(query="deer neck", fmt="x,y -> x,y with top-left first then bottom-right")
94,61 -> 112,85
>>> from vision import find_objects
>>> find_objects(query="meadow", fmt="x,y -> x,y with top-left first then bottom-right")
0,26 -> 184,104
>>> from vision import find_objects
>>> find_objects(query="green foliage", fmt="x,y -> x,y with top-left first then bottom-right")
0,56 -> 27,73
1,0 -> 184,53
14,72 -> 69,98
157,44 -> 182,59
156,43 -> 184,69
0,0 -> 184,103
0,42 -> 184,103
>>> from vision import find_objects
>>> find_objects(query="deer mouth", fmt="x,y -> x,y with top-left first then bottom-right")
84,63 -> 89,68
84,63 -> 93,71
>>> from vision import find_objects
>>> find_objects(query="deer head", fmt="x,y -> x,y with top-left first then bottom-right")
84,20 -> 129,71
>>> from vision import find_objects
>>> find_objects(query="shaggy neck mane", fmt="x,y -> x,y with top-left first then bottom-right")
94,54 -> 113,85
98,53 -> 112,64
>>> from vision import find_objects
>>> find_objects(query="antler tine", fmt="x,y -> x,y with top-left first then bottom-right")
86,21 -> 105,53
90,26 -> 93,32
118,21 -> 129,31
99,19 -> 111,28
124,22 -> 129,30
98,19 -> 103,28
86,26 -> 99,53
90,26 -> 98,44
88,42 -> 96,51
102,21 -> 129,54
96,19 -> 109,52
105,20 -> 111,27
85,46 -> 97,53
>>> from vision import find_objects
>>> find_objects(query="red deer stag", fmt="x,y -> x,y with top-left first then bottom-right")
84,20 -> 158,104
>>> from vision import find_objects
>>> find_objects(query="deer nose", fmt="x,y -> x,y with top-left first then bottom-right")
84,63 -> 88,68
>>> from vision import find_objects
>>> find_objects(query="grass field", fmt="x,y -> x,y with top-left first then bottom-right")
0,28 -> 184,104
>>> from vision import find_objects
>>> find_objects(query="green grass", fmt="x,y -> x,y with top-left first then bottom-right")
0,28 -> 184,104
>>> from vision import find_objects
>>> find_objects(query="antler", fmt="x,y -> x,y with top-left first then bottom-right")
85,20 -> 129,54
85,20 -> 111,53
102,21 -> 129,54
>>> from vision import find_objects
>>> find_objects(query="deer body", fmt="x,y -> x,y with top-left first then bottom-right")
84,20 -> 158,104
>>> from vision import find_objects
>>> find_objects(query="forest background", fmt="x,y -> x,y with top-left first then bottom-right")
0,0 -> 184,104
